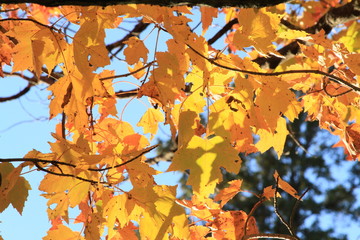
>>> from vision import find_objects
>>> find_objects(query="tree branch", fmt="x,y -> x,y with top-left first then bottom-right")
0,144 -> 158,183
0,82 -> 32,102
0,0 -> 291,8
106,20 -> 150,57
206,0 -> 360,69
187,44 -> 360,92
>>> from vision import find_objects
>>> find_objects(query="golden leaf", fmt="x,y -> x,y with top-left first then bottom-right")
169,136 -> 241,198
123,36 -> 148,65
137,108 -> 164,137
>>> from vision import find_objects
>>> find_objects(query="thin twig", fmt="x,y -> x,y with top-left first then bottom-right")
290,187 -> 310,230
243,233 -> 300,240
0,144 -> 158,172
33,161 -> 102,184
274,176 -> 296,236
243,198 -> 266,238
99,61 -> 156,81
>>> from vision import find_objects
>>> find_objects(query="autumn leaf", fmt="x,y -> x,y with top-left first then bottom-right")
137,108 -> 164,137
345,53 -> 360,76
274,170 -> 300,199
234,8 -> 281,53
2,2 -> 360,240
256,117 -> 289,158
43,224 -> 84,240
214,179 -> 243,207
169,135 -> 241,198
123,36 -> 149,65
73,16 -> 110,74
0,163 -> 31,214
200,6 -> 218,34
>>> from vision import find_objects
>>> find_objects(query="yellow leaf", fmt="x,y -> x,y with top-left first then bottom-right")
123,36 -> 148,65
177,110 -> 198,148
103,194 -> 135,238
85,212 -> 104,240
256,117 -> 289,158
137,108 -> 164,137
169,136 -> 241,198
0,163 -> 31,214
5,21 -> 41,73
126,159 -> 157,188
277,27 -> 308,40
235,9 -> 280,52
338,21 -> 360,52
134,185 -> 189,240
127,61 -> 146,79
68,180 -> 91,208
73,18 -> 110,74
255,76 -> 301,129
31,28 -> 67,77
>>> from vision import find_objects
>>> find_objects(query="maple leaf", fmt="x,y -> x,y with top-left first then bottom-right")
127,184 -> 190,240
234,8 -> 281,53
274,170 -> 300,199
123,36 -> 149,65
73,13 -> 110,74
0,33 -> 14,77
256,117 -> 289,158
137,108 -> 164,138
200,6 -> 218,34
169,135 -> 241,198
212,210 -> 257,240
214,179 -> 243,208
103,194 -> 136,238
43,224 -> 84,240
345,53 -> 360,76
0,163 -> 31,215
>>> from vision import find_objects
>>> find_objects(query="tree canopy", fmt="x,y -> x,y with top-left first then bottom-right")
0,0 -> 360,239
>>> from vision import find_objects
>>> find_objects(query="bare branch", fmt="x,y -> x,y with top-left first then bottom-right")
0,82 -> 32,102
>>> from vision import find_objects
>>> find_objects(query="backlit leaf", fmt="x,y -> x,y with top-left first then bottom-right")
123,36 -> 148,65
137,107 -> 164,137
274,171 -> 300,199
169,136 -> 241,198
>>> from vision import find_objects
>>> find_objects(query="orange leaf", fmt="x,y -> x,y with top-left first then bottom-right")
43,224 -> 83,240
345,53 -> 360,76
123,36 -> 148,65
200,6 -> 218,34
274,171 -> 300,199
214,179 -> 243,207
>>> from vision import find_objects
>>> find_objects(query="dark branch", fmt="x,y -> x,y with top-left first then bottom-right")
0,144 -> 158,171
304,0 -> 360,34
206,0 -> 360,69
0,0 -> 291,8
208,18 -> 238,45
106,21 -> 150,56
0,82 -> 32,102
187,44 -> 360,92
